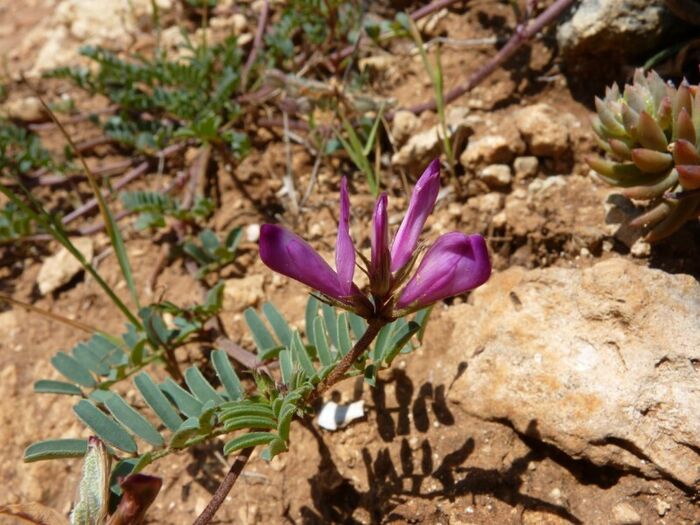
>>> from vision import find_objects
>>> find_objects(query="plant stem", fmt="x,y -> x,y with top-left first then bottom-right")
191,445 -> 255,525
311,318 -> 386,401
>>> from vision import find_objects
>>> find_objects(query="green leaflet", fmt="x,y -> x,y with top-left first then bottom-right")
73,400 -> 137,453
24,439 -> 88,462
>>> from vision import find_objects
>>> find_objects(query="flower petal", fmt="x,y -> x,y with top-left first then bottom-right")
336,177 -> 355,295
390,158 -> 441,272
370,193 -> 391,293
397,232 -> 491,308
259,224 -> 346,300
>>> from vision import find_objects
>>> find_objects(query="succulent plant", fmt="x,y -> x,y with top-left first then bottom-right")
587,68 -> 700,241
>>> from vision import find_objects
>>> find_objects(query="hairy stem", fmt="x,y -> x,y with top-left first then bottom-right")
191,445 -> 255,525
311,318 -> 386,401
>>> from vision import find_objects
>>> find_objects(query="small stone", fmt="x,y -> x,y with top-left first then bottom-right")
223,274 -> 264,310
308,223 -> 323,239
448,202 -> 462,218
514,103 -> 572,157
478,164 -> 512,189
391,110 -> 419,145
37,238 -> 94,295
245,223 -> 260,243
612,502 -> 641,525
513,156 -> 539,181
654,498 -> 670,517
630,238 -> 650,258
460,135 -> 515,168
1,96 -> 45,121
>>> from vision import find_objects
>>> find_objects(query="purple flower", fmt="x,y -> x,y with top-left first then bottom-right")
259,159 -> 492,318
336,177 -> 355,296
396,233 -> 491,309
390,158 -> 440,272
259,224 -> 350,301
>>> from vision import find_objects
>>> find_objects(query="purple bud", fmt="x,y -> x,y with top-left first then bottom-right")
397,232 -> 491,309
370,193 -> 391,293
259,224 -> 347,301
336,177 -> 355,295
390,158 -> 441,272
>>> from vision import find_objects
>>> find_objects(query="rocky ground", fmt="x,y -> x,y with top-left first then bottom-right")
1,0 -> 699,524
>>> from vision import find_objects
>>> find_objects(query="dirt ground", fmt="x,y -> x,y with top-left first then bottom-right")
1,1 -> 700,524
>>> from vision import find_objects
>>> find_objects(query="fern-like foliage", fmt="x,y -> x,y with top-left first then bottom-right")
45,37 -> 251,154
26,297 -> 430,480
0,120 -> 56,176
120,190 -> 214,230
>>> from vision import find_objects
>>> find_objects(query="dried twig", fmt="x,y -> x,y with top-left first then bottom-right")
398,0 -> 576,116
62,162 -> 149,226
240,0 -> 269,90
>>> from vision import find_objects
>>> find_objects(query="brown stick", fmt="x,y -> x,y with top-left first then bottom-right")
61,162 -> 149,225
398,0 -> 576,116
191,445 -> 255,525
240,0 -> 269,90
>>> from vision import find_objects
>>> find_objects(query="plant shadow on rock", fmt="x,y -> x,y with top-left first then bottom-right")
297,368 -> 583,524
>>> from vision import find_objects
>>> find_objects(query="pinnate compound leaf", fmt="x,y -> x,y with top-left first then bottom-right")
223,432 -> 276,455
211,349 -> 242,401
73,400 -> 137,453
24,439 -> 88,463
34,380 -> 82,396
133,372 -> 183,432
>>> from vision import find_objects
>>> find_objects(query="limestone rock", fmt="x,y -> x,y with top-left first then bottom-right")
514,103 -> 574,158
460,135 -> 517,169
391,110 -> 419,145
478,164 -> 512,189
513,156 -> 539,181
611,502 -> 642,525
0,96 -> 45,121
392,107 -> 475,171
13,0 -> 173,76
37,238 -> 94,295
446,259 -> 700,489
557,0 -> 681,78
